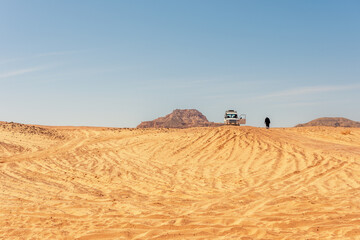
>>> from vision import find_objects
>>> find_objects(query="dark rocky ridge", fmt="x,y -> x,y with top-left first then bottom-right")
296,117 -> 360,128
137,109 -> 222,128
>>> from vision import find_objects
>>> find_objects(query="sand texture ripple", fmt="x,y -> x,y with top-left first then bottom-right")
1,124 -> 360,239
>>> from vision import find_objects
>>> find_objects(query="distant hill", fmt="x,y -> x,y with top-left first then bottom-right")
0,121 -> 65,139
137,109 -> 222,128
296,117 -> 360,128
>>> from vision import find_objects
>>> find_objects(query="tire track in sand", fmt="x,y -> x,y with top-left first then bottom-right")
1,126 -> 360,239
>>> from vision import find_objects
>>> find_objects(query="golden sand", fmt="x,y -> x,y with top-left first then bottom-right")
1,124 -> 360,239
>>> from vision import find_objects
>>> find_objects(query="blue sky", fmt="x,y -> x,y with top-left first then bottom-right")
1,1 -> 359,127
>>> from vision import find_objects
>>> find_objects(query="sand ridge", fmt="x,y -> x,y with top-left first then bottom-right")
1,125 -> 360,239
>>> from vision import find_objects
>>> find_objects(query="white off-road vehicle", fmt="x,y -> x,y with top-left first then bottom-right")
224,110 -> 246,126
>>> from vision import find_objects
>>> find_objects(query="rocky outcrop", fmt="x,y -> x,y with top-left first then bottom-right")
296,117 -> 360,128
137,109 -> 222,128
0,122 -> 66,139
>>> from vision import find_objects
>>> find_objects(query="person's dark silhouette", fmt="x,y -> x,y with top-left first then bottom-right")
265,117 -> 270,129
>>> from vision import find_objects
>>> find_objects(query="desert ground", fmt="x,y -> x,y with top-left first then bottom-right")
1,122 -> 360,239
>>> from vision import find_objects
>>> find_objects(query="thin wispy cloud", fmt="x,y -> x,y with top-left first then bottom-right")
35,50 -> 86,57
275,100 -> 332,107
0,57 -> 24,65
0,67 -> 44,79
257,84 -> 360,100
0,50 -> 85,65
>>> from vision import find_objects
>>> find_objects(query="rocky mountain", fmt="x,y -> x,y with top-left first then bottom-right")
137,109 -> 222,128
296,117 -> 360,128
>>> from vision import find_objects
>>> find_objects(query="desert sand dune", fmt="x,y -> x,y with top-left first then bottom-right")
1,123 -> 360,239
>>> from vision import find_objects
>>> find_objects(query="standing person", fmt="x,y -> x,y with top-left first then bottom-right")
265,117 -> 271,129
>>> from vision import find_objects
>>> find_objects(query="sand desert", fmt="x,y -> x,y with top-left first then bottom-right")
1,122 -> 360,239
